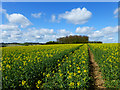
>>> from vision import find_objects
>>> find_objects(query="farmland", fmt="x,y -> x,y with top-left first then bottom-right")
89,43 -> 119,88
1,43 -> 119,89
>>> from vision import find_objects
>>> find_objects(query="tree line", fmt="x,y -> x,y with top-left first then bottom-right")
46,35 -> 102,44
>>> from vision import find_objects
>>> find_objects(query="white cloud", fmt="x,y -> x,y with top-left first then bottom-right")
22,28 -> 56,43
88,30 -> 103,39
101,26 -> 118,34
6,13 -> 32,28
59,7 -> 92,24
114,8 -> 120,18
58,29 -> 72,37
40,28 -> 54,34
88,26 -> 118,42
31,12 -> 42,18
0,8 -> 6,14
1,25 -> 118,43
0,24 -> 19,31
108,37 -> 113,40
21,28 -> 73,43
51,14 -> 56,22
100,37 -> 116,43
1,8 -> 32,42
1,31 -> 11,39
50,14 -> 60,23
1,27 -> 22,43
1,8 -> 32,28
76,26 -> 95,34
114,8 -> 120,15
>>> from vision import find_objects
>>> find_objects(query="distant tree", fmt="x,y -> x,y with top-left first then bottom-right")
57,35 -> 89,44
46,41 -> 59,44
89,41 -> 102,43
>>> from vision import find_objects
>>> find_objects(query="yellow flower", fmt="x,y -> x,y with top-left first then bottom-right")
66,57 -> 68,59
78,71 -> 81,73
6,64 -> 11,69
3,61 -> 6,64
19,66 -> 21,69
46,74 -> 50,77
36,84 -> 39,88
59,73 -> 63,77
22,80 -> 26,86
37,80 -> 42,84
69,72 -> 73,75
58,70 -> 61,72
28,59 -> 30,62
69,82 -> 74,87
77,82 -> 80,86
82,61 -> 85,63
5,76 -> 7,80
77,67 -> 80,70
74,73 -> 76,76
67,71 -> 69,74
109,59 -> 112,62
46,54 -> 49,57
58,63 -> 61,66
43,73 -> 45,76
76,64 -> 78,67
69,65 -> 72,67
52,70 -> 55,73
68,75 -> 72,79
84,70 -> 87,72
23,61 -> 26,66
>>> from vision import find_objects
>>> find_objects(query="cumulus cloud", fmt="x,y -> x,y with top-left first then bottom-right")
31,12 -> 42,18
1,8 -> 33,42
1,27 -> 22,43
101,26 -> 118,34
58,29 -> 73,37
0,8 -> 32,28
75,26 -> 118,43
59,7 -> 92,24
88,30 -> 103,40
88,26 -> 118,42
40,28 -> 54,34
1,25 -> 118,43
100,37 -> 116,43
22,28 -> 56,43
76,26 -> 95,34
6,13 -> 32,28
21,28 -> 72,43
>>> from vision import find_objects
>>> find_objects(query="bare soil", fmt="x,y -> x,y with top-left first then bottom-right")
88,48 -> 106,90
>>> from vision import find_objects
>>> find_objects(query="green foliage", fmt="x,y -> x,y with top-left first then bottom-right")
46,41 -> 59,44
57,35 -> 89,44
2,44 -> 80,89
40,44 -> 90,89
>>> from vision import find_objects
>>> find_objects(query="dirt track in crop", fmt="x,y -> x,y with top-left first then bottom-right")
88,48 -> 106,90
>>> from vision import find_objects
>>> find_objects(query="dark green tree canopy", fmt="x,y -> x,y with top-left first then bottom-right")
57,35 -> 89,44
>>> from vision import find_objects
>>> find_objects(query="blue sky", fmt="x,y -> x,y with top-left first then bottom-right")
0,2 -> 119,43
